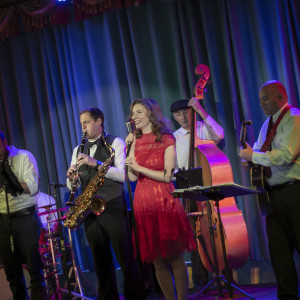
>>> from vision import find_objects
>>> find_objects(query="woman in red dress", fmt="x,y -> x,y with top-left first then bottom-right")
125,98 -> 196,300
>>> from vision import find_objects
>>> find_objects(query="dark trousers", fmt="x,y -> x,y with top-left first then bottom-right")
84,195 -> 144,300
266,181 -> 300,300
0,211 -> 46,300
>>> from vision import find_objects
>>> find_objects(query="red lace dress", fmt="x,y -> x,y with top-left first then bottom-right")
133,132 -> 196,263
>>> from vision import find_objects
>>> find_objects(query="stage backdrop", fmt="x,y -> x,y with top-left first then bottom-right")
0,0 -> 299,272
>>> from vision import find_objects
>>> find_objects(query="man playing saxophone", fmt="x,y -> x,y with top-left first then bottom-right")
66,107 -> 144,300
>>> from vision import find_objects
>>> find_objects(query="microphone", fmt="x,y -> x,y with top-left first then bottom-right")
126,119 -> 136,134
125,119 -> 136,157
49,183 -> 66,188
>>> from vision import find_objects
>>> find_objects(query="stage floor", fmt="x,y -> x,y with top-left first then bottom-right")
119,284 -> 279,299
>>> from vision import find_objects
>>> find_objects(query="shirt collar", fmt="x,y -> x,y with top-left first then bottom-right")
88,134 -> 102,143
272,103 -> 289,123
177,127 -> 190,136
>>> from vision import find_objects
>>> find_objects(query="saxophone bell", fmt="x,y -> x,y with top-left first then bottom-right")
91,195 -> 106,216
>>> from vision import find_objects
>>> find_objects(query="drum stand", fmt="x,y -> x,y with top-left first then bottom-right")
45,184 -> 97,300
60,228 -> 98,299
43,219 -> 97,300
45,215 -> 62,300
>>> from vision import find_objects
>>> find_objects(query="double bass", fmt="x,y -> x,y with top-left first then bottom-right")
187,64 -> 249,273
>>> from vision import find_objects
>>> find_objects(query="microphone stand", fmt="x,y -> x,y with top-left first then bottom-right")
125,142 -> 145,287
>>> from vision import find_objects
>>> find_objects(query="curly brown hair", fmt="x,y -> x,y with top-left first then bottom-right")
130,98 -> 173,142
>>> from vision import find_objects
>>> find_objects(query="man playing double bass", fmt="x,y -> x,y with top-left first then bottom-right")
170,97 -> 224,291
239,80 -> 300,300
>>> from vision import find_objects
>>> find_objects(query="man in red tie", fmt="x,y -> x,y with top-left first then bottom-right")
239,80 -> 300,300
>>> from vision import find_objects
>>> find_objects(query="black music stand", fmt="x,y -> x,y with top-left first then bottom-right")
173,183 -> 259,300
0,160 -> 23,196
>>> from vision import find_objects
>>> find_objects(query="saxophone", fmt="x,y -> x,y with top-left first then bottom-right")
64,134 -> 115,230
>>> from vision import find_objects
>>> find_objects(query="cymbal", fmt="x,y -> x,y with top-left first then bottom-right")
37,204 -> 55,210
49,216 -> 67,223
37,207 -> 67,217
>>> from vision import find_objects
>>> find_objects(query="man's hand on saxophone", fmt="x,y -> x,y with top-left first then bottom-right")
77,153 -> 101,169
66,165 -> 78,181
67,154 -> 103,181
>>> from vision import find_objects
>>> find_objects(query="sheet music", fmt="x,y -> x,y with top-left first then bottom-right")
172,182 -> 259,200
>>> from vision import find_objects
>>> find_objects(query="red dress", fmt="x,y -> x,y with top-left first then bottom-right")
133,132 -> 196,263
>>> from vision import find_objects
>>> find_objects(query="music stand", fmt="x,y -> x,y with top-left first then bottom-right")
0,160 -> 23,196
173,183 -> 259,300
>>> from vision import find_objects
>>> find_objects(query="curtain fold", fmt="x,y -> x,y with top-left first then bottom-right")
0,0 -> 299,273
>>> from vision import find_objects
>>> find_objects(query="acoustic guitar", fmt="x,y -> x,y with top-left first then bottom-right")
240,120 -> 269,215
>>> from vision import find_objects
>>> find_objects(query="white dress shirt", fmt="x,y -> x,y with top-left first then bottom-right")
252,104 -> 300,186
0,145 -> 39,213
67,136 -> 126,189
173,116 -> 224,169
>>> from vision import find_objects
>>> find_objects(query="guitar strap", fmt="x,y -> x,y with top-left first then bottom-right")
260,105 -> 291,153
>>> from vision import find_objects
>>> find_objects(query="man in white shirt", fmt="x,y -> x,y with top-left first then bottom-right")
239,80 -> 300,300
171,97 -> 224,170
170,97 -> 224,291
0,131 -> 46,299
66,107 -> 144,300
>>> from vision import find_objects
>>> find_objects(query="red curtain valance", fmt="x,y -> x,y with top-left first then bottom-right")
0,0 -> 146,41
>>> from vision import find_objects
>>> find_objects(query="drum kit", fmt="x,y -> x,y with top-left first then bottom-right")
38,205 -> 67,258
36,204 -> 66,297
36,203 -> 97,300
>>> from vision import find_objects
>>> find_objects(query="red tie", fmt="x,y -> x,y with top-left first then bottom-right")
264,116 -> 273,179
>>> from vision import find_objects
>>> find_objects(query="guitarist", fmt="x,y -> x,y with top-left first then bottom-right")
239,80 -> 300,300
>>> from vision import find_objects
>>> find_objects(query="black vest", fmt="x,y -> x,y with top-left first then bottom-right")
79,134 -> 124,202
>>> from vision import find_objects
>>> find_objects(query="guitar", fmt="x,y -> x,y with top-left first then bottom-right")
240,120 -> 269,215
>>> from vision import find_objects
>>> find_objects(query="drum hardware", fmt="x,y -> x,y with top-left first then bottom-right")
59,228 -> 98,299
40,215 -> 96,299
37,207 -> 67,217
44,212 -> 62,299
37,204 -> 56,210
50,215 -> 66,222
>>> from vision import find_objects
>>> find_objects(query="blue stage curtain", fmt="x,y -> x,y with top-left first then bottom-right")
0,0 -> 299,271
